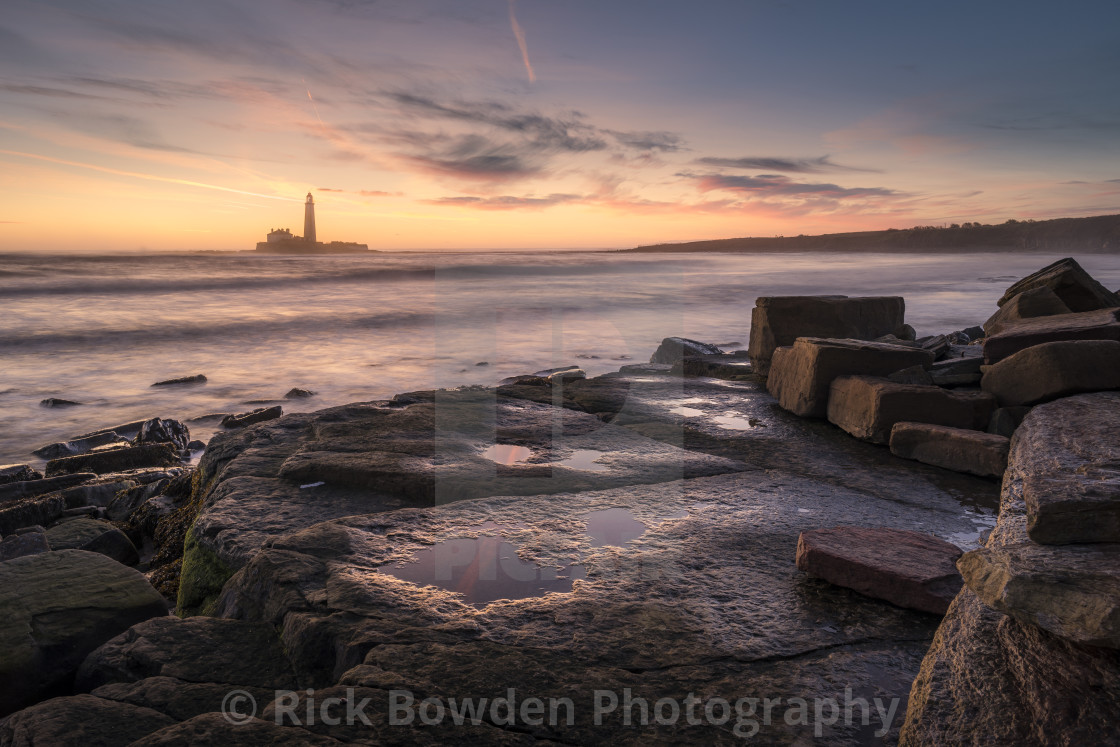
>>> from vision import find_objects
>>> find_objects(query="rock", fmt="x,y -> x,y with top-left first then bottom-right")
766,337 -> 934,418
747,295 -> 906,375
615,363 -> 673,376
0,464 -> 43,485
648,336 -> 723,364
888,365 -> 934,386
546,367 -> 586,383
44,443 -> 180,477
826,376 -> 995,444
983,285 -> 1071,336
134,418 -> 190,452
671,353 -> 754,379
91,676 -> 275,725
899,588 -> 1120,746
875,333 -> 918,347
890,422 -> 1010,478
45,517 -> 140,566
980,339 -> 1120,406
220,406 -> 283,429
962,325 -> 985,341
986,406 -> 1031,437
928,355 -> 983,387
982,307 -> 1120,364
0,528 -> 49,561
958,541 -> 1120,648
187,440 -> 205,452
32,431 -> 130,460
795,526 -> 963,614
0,694 -> 176,747
1010,392 -> 1120,545
150,374 -> 207,387
185,413 -> 230,425
898,323 -> 918,341
997,256 -> 1120,313
0,472 -> 97,504
284,387 -> 316,399
75,616 -> 297,692
128,712 -> 339,746
39,398 -> 83,408
0,549 -> 168,716
917,335 -> 951,359
75,419 -> 152,441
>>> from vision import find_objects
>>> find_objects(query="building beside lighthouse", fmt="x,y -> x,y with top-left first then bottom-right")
255,192 -> 369,254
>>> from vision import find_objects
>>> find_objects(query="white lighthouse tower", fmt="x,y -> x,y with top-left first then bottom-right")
303,192 -> 317,244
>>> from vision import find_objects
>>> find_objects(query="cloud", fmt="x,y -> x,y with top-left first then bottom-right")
605,130 -> 685,152
424,193 -> 582,210
692,173 -> 897,199
317,187 -> 344,192
694,155 -> 877,173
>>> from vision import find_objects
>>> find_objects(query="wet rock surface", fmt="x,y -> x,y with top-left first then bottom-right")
220,406 -> 283,429
0,465 -> 42,485
648,337 -> 723,364
45,444 -> 180,477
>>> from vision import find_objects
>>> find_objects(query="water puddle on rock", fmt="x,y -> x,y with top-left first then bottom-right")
380,522 -> 585,607
585,507 -> 689,547
669,406 -> 705,417
713,413 -> 761,430
481,444 -> 533,465
557,449 -> 609,472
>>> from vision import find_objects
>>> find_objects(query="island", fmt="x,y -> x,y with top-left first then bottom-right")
254,193 -> 370,254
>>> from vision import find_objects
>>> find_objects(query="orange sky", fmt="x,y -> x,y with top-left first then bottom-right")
2,0 -> 1118,252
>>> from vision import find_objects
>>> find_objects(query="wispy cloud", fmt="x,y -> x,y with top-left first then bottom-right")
424,193 -> 581,209
507,0 -> 535,83
694,155 -> 877,173
693,173 -> 898,199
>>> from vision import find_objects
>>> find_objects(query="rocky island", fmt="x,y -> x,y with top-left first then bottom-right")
1,257 -> 1118,745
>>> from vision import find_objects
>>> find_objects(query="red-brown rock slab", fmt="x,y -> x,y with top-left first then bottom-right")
796,526 -> 964,614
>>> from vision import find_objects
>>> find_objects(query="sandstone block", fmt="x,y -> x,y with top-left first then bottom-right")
796,526 -> 963,614
45,444 -> 179,477
890,422 -> 1010,478
983,285 -> 1071,336
747,295 -> 905,375
982,307 -> 1120,364
981,339 -> 1120,406
997,257 -> 1120,313
649,337 -> 723,364
767,337 -> 934,418
220,405 -> 283,429
827,376 -> 995,444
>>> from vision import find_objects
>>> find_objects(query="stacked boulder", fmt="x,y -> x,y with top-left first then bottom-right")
900,392 -> 1120,744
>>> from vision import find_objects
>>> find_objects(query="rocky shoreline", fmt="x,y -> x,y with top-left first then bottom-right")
1,257 -> 1118,744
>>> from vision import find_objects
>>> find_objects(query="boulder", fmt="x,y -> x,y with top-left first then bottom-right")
0,464 -> 42,485
795,526 -> 963,614
890,422 -> 1010,478
45,517 -> 139,566
150,374 -> 206,387
986,406 -> 1031,437
45,443 -> 180,477
983,285 -> 1071,336
0,472 -> 97,504
888,365 -> 934,386
958,541 -> 1120,648
0,527 -> 50,561
0,694 -> 175,747
32,431 -> 130,460
899,588 -> 1120,746
649,337 -> 723,364
134,418 -> 190,452
39,398 -> 83,408
982,307 -> 1120,364
284,387 -> 316,399
980,339 -> 1120,406
220,405 -> 283,429
917,334 -> 950,359
767,337 -> 934,418
1011,392 -> 1120,545
747,295 -> 906,375
827,376 -> 996,444
0,550 -> 168,716
671,353 -> 754,379
75,616 -> 297,692
75,419 -> 151,441
997,257 -> 1120,313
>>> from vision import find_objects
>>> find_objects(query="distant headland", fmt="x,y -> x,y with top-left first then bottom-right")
255,193 -> 371,254
626,213 -> 1120,254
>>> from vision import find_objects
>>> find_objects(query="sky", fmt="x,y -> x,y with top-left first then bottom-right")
1,0 -> 1119,252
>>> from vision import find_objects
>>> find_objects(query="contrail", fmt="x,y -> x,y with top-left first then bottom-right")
303,78 -> 327,129
0,149 -> 300,201
508,0 -> 536,83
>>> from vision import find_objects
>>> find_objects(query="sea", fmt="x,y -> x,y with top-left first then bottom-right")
2,250 -> 1119,467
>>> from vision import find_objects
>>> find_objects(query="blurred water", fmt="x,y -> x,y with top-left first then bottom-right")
2,250 -> 1118,466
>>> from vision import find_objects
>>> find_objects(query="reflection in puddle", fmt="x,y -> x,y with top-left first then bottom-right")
481,444 -> 533,465
713,413 -> 759,430
586,508 -> 647,547
380,523 -> 585,607
670,406 -> 705,417
558,449 -> 609,472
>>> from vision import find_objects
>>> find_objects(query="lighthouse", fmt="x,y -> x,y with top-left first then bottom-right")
303,192 -> 317,244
